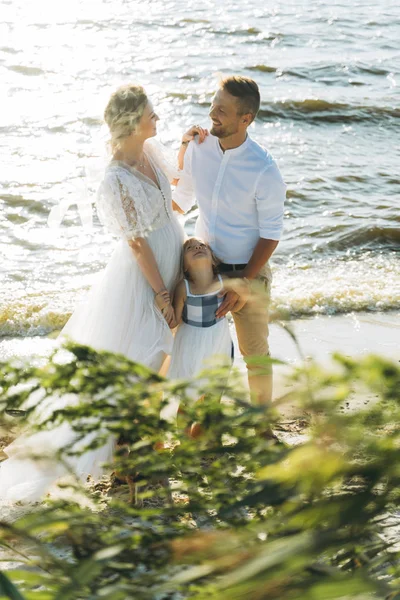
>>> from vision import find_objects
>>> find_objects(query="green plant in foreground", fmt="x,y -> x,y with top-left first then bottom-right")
0,343 -> 400,599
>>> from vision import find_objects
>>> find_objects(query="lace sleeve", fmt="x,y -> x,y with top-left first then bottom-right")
96,168 -> 143,240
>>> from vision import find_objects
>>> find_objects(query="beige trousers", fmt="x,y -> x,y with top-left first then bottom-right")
229,263 -> 272,404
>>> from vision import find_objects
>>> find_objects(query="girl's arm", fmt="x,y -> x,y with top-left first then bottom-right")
103,171 -> 175,326
172,279 -> 187,325
178,126 -> 208,169
171,139 -> 192,193
128,237 -> 175,328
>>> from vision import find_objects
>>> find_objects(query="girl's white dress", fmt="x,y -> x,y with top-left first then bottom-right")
0,141 -> 185,503
164,276 -> 232,421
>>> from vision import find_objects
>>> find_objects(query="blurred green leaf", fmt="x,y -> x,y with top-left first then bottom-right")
1,343 -> 400,599
0,572 -> 26,600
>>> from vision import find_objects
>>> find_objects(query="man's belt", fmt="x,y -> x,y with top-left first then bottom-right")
218,262 -> 247,272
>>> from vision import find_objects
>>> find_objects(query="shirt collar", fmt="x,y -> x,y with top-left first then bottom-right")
215,134 -> 251,157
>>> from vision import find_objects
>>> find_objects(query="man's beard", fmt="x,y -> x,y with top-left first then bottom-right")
210,123 -> 239,138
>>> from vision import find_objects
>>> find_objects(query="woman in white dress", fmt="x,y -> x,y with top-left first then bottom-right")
0,84 -> 206,502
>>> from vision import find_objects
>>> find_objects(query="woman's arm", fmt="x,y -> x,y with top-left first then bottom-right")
128,237 -> 175,328
101,171 -> 176,327
172,279 -> 187,325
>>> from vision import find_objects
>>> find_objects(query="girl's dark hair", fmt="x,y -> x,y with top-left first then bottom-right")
181,238 -> 220,282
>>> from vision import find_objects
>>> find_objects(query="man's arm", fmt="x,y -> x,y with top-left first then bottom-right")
243,238 -> 279,280
215,238 -> 279,319
216,162 -> 286,318
245,161 -> 286,278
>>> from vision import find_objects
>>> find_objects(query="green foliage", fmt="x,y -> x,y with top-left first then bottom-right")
1,343 -> 400,599
0,572 -> 26,600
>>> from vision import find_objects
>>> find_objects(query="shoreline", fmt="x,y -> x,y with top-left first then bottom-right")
1,309 -> 399,382
1,309 -> 398,419
233,310 -> 400,422
269,310 -> 400,395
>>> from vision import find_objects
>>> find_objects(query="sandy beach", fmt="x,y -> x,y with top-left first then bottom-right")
1,310 -> 399,573
1,309 -> 398,409
268,310 -> 400,397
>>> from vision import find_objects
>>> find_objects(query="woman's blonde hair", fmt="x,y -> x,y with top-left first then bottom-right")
104,84 -> 148,150
181,238 -> 220,282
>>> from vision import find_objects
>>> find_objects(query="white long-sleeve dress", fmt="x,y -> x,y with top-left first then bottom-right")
0,143 -> 184,502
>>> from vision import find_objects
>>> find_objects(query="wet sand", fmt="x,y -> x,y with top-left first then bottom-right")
1,310 -> 398,411
268,310 -> 400,396
229,311 -> 400,423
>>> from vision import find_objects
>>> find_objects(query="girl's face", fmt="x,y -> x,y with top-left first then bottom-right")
183,238 -> 212,272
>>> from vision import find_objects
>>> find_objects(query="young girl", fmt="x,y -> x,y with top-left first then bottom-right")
162,238 -> 243,426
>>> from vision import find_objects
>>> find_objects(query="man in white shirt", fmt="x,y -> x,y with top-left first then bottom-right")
173,76 -> 286,404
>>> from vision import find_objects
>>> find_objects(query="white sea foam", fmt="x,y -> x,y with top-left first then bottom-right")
1,255 -> 399,338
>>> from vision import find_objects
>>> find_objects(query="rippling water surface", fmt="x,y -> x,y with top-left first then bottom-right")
1,0 -> 399,337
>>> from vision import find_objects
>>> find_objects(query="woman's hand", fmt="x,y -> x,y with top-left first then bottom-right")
155,290 -> 176,328
182,125 -> 209,145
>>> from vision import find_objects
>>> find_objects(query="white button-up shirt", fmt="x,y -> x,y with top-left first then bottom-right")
174,134 -> 286,264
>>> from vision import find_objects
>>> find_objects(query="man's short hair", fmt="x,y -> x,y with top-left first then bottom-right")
220,75 -> 261,121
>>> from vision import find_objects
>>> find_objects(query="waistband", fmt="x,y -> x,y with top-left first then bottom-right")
218,262 -> 247,272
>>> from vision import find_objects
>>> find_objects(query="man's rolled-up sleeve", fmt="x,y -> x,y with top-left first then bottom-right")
255,162 -> 286,241
173,142 -> 196,213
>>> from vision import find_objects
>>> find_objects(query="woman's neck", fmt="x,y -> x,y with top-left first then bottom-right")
114,140 -> 145,166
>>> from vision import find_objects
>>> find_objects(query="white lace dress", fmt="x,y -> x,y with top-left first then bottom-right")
0,142 -> 185,503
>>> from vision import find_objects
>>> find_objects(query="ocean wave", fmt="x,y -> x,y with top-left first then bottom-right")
247,64 -> 277,73
8,65 -> 46,76
180,18 -> 210,24
2,258 -> 399,337
1,47 -> 19,55
247,61 -> 393,82
284,62 -> 393,81
80,116 -> 103,127
271,257 -> 400,318
0,298 -> 71,338
257,99 -> 400,124
210,27 -> 262,36
324,226 -> 400,251
166,92 -> 189,100
245,60 -> 396,91
282,222 -> 400,257
334,175 -> 367,183
194,96 -> 400,124
0,194 -> 49,215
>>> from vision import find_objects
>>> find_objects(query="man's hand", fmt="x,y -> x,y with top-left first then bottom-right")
216,290 -> 247,318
